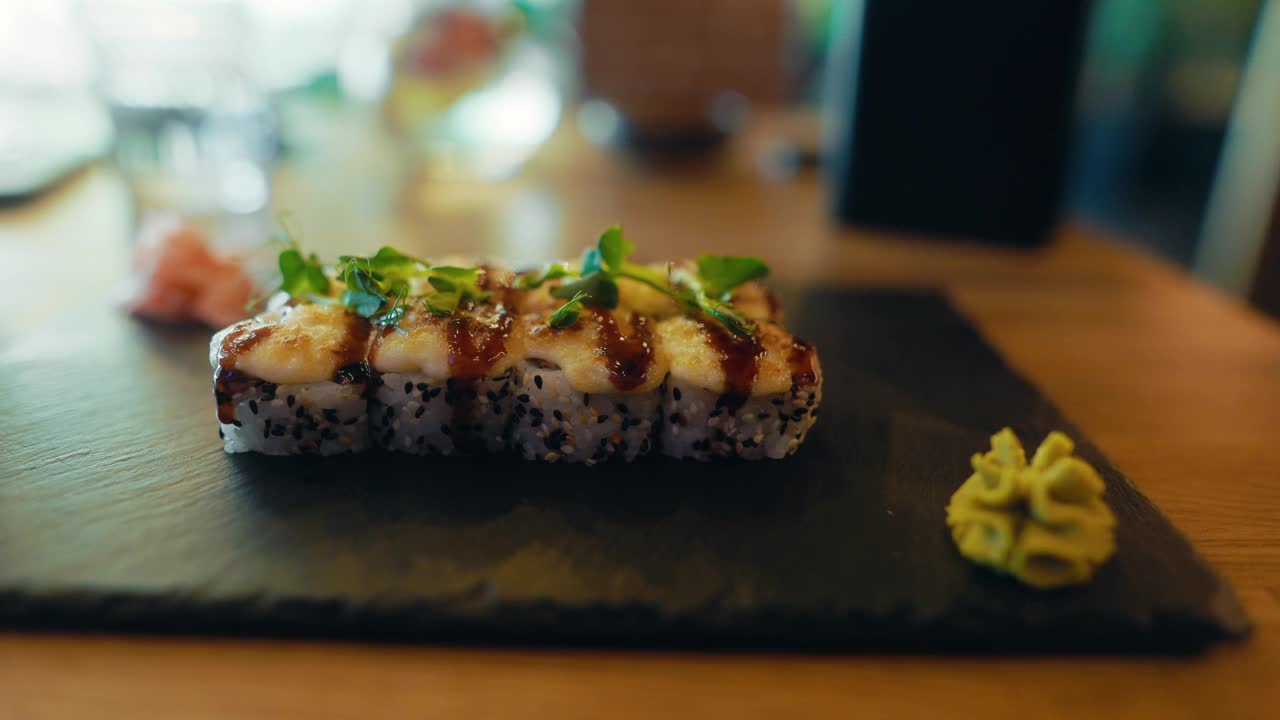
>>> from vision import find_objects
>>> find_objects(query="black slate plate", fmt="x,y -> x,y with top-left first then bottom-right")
0,291 -> 1249,652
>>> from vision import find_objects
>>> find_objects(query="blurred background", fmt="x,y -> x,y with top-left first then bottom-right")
1,0 -> 1278,317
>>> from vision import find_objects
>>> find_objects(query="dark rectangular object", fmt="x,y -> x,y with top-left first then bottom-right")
0,291 -> 1247,651
825,1 -> 1093,245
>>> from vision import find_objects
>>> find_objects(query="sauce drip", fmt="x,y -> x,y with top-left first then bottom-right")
332,313 -> 373,385
696,316 -> 763,410
787,337 -> 818,387
589,307 -> 654,391
213,324 -> 276,424
444,307 -> 514,450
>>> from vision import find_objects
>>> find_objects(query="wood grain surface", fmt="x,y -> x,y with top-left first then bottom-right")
1,113 -> 1278,718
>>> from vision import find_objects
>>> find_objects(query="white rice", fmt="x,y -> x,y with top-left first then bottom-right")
370,371 -> 513,455
508,360 -> 660,464
219,380 -> 369,455
660,381 -> 821,460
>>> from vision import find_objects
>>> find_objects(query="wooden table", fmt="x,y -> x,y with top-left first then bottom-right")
1,115 -> 1278,718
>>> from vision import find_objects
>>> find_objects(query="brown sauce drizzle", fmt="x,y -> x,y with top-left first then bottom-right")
787,337 -> 818,388
695,316 -> 763,411
333,313 -> 374,385
445,306 -> 515,449
213,324 -> 276,424
589,307 -> 654,391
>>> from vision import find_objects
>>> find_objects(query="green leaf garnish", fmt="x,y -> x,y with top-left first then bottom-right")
431,266 -> 491,302
597,225 -> 634,272
513,263 -> 576,289
551,272 -> 619,309
423,289 -> 462,316
548,290 -> 589,328
278,248 -> 330,297
695,254 -> 769,298
534,225 -> 764,335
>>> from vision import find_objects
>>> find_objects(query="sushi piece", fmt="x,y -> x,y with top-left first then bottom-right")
368,303 -> 521,455
211,303 -> 373,455
510,307 -> 668,464
656,316 -> 821,460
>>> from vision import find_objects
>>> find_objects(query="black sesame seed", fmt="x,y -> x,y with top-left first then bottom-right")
517,393 -> 531,403
296,407 -> 306,418
529,408 -> 543,419
429,388 -> 442,399
273,425 -> 287,437
583,393 -> 590,406
231,419 -> 243,427
486,391 -> 498,402
530,418 -> 541,428
417,382 -> 428,391
598,415 -> 609,424
757,412 -> 770,420
553,409 -> 564,422
263,424 -> 271,439
616,402 -> 629,414
287,395 -> 296,407
248,400 -> 259,415
514,405 -> 527,418
218,427 -> 225,438
669,413 -> 680,424
673,387 -> 682,401
323,409 -> 340,423
771,398 -> 784,406
415,406 -> 426,418
404,382 -> 413,394
534,375 -> 543,389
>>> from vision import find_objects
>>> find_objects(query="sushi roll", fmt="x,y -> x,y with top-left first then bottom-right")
368,304 -> 521,455
510,307 -> 668,464
656,316 -> 821,460
209,227 -> 823,462
211,303 -> 373,455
